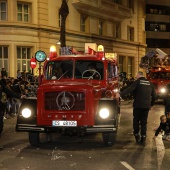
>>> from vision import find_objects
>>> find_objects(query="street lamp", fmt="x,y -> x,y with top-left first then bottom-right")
56,40 -> 61,45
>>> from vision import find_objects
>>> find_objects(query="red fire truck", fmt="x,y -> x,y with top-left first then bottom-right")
146,66 -> 170,99
16,48 -> 120,147
139,48 -> 170,100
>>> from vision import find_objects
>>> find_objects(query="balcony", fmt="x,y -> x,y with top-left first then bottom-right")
72,0 -> 132,22
146,31 -> 170,39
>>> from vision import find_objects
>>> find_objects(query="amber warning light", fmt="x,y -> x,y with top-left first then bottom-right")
49,45 -> 57,60
97,45 -> 105,60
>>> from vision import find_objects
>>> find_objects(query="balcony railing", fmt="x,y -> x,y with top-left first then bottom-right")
72,0 -> 132,22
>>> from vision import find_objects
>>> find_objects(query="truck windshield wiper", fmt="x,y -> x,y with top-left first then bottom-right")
58,66 -> 72,80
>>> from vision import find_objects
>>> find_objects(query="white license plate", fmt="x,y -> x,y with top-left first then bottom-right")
52,120 -> 77,127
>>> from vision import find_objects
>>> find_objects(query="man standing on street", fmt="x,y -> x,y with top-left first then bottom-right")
117,71 -> 156,146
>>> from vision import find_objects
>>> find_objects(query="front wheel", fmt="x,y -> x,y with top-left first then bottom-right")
29,132 -> 39,146
102,132 -> 117,147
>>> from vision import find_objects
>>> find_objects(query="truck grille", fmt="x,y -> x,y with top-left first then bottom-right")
44,92 -> 85,111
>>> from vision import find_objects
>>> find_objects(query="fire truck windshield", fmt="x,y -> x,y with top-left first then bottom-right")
45,60 -> 104,80
75,60 -> 103,80
149,72 -> 170,80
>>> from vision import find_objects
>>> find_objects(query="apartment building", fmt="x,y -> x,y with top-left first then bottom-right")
0,0 -> 146,78
146,0 -> 170,55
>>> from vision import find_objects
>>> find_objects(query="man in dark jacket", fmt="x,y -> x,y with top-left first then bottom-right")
0,78 -> 26,150
117,71 -> 156,145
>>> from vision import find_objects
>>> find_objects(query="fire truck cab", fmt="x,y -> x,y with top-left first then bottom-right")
147,66 -> 170,99
16,50 -> 120,147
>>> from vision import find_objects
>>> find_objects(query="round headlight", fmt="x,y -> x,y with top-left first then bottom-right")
160,88 -> 166,93
21,108 -> 31,118
99,108 -> 110,119
113,88 -> 119,93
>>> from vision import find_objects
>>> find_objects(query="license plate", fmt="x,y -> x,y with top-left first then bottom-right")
52,120 -> 77,127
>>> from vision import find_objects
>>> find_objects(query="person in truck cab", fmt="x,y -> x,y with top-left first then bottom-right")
51,67 -> 63,80
83,63 -> 101,80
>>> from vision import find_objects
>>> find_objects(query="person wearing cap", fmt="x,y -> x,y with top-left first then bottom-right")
116,71 -> 156,145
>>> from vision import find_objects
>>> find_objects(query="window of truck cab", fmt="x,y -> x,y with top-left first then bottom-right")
108,63 -> 118,79
45,60 -> 73,80
75,60 -> 104,80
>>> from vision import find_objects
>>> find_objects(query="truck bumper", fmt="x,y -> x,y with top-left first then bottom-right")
16,124 -> 117,133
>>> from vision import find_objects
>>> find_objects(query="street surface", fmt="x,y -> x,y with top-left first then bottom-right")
0,101 -> 170,170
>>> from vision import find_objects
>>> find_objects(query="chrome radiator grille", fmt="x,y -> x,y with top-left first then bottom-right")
44,91 -> 85,110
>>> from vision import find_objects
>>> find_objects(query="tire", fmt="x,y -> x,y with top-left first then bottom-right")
102,132 -> 117,147
29,132 -> 39,146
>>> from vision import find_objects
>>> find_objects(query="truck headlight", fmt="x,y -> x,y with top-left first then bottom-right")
99,108 -> 110,119
113,88 -> 119,93
160,88 -> 166,93
21,108 -> 31,118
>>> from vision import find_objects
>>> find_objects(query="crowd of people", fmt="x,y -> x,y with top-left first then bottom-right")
1,74 -> 38,119
0,68 -> 38,149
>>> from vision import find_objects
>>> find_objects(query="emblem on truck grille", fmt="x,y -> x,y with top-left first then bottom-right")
56,91 -> 75,110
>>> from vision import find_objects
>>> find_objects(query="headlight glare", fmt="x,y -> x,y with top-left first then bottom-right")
160,88 -> 166,93
99,108 -> 110,119
21,108 -> 31,118
113,88 -> 118,93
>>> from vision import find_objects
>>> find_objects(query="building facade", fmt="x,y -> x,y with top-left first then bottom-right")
146,0 -> 170,55
0,0 -> 146,78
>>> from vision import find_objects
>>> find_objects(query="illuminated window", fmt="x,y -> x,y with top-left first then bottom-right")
150,8 -> 153,13
153,9 -> 158,14
17,2 -> 31,22
0,46 -> 8,72
0,1 -> 7,20
149,23 -> 167,32
17,47 -> 32,72
159,24 -> 167,31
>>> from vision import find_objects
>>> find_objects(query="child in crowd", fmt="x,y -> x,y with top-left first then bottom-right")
153,114 -> 170,140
